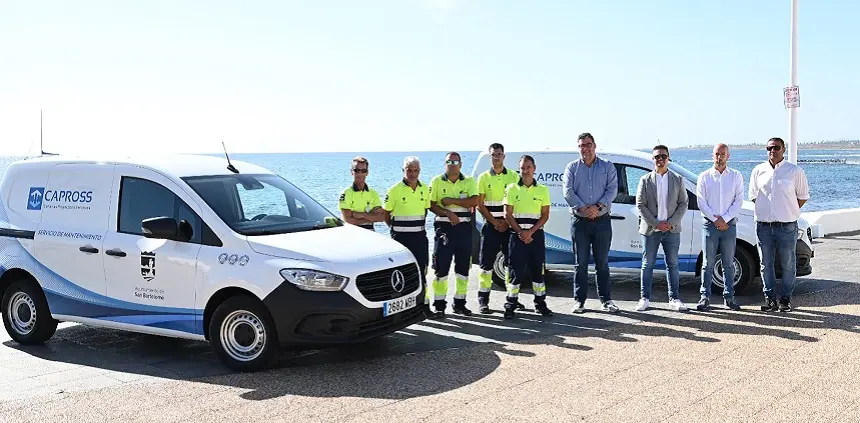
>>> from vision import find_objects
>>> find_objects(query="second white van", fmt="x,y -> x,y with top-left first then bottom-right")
469,148 -> 814,295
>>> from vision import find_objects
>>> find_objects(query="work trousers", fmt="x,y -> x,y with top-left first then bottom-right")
505,229 -> 547,306
431,223 -> 472,310
477,223 -> 510,306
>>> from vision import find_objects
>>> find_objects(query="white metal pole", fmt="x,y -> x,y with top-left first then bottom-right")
788,0 -> 799,164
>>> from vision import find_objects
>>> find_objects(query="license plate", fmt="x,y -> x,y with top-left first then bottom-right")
383,295 -> 417,317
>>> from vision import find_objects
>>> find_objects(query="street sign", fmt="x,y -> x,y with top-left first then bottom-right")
784,85 -> 800,108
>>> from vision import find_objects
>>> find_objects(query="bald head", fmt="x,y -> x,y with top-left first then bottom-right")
712,143 -> 729,170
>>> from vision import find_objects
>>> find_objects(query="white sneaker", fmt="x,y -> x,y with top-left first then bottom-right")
635,298 -> 650,311
668,298 -> 688,311
601,300 -> 620,313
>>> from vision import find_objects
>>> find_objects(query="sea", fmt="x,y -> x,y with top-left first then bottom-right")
2,148 -> 858,238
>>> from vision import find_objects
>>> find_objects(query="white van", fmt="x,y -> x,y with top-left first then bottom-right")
0,154 -> 424,371
469,148 -> 814,294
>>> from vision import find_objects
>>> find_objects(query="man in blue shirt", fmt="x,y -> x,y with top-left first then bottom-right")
563,132 -> 619,313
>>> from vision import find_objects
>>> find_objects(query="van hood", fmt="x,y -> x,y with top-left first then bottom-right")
245,225 -> 409,262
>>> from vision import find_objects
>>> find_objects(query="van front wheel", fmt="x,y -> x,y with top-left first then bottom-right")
208,295 -> 280,372
2,279 -> 58,345
709,245 -> 755,295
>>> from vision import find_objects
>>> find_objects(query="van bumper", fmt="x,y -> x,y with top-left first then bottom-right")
262,282 -> 426,349
774,239 -> 813,277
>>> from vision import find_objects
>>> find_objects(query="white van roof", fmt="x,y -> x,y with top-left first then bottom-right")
474,147 -> 656,164
8,154 -> 274,178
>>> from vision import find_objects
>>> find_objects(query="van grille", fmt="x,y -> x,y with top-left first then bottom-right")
355,264 -> 421,302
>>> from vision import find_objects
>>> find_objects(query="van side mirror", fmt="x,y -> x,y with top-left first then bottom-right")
142,216 -> 179,239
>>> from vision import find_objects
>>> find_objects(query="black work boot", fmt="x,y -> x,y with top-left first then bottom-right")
452,298 -> 473,316
761,296 -> 779,312
503,296 -> 517,320
477,291 -> 492,314
535,300 -> 553,317
430,300 -> 446,319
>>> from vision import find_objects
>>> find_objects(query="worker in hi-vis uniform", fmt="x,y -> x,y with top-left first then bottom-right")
384,156 -> 432,312
428,152 -> 479,318
502,154 -> 554,319
339,156 -> 384,231
476,143 -> 521,314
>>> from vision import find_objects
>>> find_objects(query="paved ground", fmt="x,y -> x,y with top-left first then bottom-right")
2,233 -> 860,422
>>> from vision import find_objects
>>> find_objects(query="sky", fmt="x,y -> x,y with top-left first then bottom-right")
1,0 -> 858,156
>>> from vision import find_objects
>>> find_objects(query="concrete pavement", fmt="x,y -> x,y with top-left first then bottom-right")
2,233 -> 860,422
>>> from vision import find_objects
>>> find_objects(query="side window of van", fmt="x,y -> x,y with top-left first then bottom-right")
613,165 -> 650,205
118,177 -> 216,245
686,190 -> 699,210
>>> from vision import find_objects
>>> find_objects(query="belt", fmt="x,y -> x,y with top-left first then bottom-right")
757,221 -> 796,227
573,213 -> 610,221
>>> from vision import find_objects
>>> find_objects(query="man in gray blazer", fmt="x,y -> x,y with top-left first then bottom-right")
635,145 -> 689,312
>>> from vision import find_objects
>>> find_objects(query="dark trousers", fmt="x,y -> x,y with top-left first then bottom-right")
391,230 -> 429,302
506,229 -> 547,304
571,214 -> 613,303
479,223 -> 510,271
477,223 -> 510,305
432,223 -> 472,308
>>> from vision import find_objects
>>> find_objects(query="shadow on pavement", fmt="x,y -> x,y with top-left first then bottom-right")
2,275 -> 858,401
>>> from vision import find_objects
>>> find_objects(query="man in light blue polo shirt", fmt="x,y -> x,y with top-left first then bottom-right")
563,132 -> 619,313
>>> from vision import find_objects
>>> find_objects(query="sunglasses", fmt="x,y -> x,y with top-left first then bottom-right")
653,154 -> 668,160
578,143 -> 595,149
445,160 -> 461,165
352,168 -> 368,173
766,145 -> 782,151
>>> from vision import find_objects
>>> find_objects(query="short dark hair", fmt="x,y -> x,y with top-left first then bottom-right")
446,151 -> 461,161
519,154 -> 535,166
352,156 -> 369,169
489,142 -> 504,152
577,132 -> 594,143
653,144 -> 669,154
768,137 -> 786,149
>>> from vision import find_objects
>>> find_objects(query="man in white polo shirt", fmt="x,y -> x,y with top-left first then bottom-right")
696,143 -> 744,311
749,137 -> 810,312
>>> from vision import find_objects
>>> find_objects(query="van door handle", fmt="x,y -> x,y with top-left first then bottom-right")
79,246 -> 99,254
105,248 -> 127,257
610,214 -> 625,220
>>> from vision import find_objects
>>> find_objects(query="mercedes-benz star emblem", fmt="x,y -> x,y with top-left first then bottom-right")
390,269 -> 405,292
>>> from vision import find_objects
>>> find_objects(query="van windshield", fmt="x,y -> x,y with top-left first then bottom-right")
182,174 -> 341,236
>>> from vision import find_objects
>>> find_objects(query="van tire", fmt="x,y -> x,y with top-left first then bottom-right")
1,279 -> 58,345
491,252 -> 532,290
709,244 -> 755,296
208,295 -> 280,372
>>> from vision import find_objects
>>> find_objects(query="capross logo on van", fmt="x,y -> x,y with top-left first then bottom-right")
511,170 -> 564,183
535,173 -> 563,183
27,186 -> 94,211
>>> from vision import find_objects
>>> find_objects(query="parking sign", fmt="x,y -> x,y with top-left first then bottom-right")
784,86 -> 799,108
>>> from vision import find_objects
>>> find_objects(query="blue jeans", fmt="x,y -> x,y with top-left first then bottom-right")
700,219 -> 737,300
757,221 -> 798,299
571,215 -> 612,303
640,231 -> 681,300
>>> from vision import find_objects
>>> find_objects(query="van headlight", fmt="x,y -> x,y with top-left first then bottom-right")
280,269 -> 348,291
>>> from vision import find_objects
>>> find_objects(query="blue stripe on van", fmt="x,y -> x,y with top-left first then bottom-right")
2,239 -> 204,336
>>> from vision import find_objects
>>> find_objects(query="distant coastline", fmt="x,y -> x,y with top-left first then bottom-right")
676,139 -> 860,150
